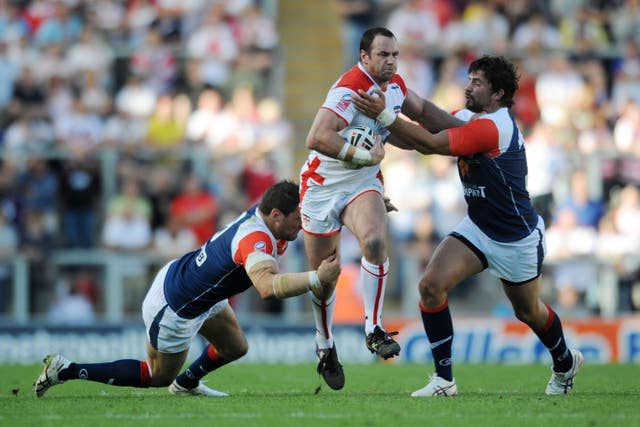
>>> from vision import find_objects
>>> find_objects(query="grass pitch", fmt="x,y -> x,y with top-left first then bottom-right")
1,362 -> 638,427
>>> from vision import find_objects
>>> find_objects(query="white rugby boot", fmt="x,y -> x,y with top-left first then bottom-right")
169,379 -> 228,397
34,354 -> 72,397
545,349 -> 584,395
411,373 -> 458,397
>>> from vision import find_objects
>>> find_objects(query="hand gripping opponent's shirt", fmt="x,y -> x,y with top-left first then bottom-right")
302,62 -> 407,187
447,107 -> 539,243
163,205 -> 287,318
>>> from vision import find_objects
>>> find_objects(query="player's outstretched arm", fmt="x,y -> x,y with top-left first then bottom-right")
402,89 -> 465,133
246,252 -> 341,300
352,89 -> 453,156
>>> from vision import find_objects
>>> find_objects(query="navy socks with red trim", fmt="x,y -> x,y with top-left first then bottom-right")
60,360 -> 151,387
536,306 -> 572,373
175,345 -> 229,389
420,301 -> 454,381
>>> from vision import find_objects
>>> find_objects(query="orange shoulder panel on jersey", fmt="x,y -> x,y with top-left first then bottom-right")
389,74 -> 407,95
447,118 -> 500,157
334,65 -> 372,93
233,231 -> 274,265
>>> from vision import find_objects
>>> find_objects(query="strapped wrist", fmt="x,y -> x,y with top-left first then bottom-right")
337,142 -> 371,165
350,147 -> 372,166
308,270 -> 321,291
337,142 -> 351,160
377,109 -> 396,127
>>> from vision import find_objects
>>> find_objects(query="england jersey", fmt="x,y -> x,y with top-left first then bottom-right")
163,206 -> 287,319
448,107 -> 538,242
301,62 -> 407,187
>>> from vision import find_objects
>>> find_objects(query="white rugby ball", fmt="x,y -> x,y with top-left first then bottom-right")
340,125 -> 376,151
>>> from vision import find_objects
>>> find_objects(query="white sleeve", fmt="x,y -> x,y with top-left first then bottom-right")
454,109 -> 475,121
321,86 -> 356,124
245,251 -> 277,273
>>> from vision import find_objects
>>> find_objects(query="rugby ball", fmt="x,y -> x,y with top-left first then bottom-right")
339,125 -> 377,170
339,125 -> 376,151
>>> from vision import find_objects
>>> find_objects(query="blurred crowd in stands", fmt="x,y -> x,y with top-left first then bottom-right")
0,0 -> 288,321
0,0 -> 639,323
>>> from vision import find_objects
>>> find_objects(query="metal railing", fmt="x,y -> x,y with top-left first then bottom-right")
1,249 -> 634,324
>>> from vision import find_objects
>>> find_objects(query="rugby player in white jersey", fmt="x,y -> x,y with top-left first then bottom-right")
35,180 -> 341,397
352,55 -> 583,396
300,27 -> 462,390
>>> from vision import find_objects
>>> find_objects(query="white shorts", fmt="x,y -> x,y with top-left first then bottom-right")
142,260 -> 229,353
451,215 -> 546,284
301,176 -> 383,235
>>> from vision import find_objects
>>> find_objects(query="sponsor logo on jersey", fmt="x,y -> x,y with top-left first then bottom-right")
336,94 -> 351,112
254,241 -> 267,252
462,183 -> 487,198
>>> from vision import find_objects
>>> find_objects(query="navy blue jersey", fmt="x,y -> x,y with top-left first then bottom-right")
163,206 -> 287,318
449,108 -> 539,242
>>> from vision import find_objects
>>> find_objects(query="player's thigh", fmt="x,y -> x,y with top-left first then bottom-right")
424,236 -> 485,293
198,304 -> 248,360
146,342 -> 188,386
341,190 -> 387,241
303,232 -> 340,268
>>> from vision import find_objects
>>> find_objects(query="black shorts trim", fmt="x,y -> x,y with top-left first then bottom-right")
449,232 -> 488,270
501,274 -> 541,287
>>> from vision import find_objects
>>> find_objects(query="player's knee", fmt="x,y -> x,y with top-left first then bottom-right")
418,278 -> 435,300
361,234 -> 386,261
418,271 -> 446,301
234,339 -> 249,360
223,336 -> 249,361
513,307 -> 536,326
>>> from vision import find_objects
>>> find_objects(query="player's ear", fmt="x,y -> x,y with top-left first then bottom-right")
492,88 -> 505,104
360,49 -> 367,63
270,208 -> 284,221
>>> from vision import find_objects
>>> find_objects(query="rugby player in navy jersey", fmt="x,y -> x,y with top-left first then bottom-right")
352,55 -> 583,396
35,180 -> 341,397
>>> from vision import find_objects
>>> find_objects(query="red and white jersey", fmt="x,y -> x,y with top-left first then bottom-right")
301,63 -> 408,187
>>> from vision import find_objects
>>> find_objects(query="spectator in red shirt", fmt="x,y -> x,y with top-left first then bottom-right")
241,150 -> 277,207
169,174 -> 218,244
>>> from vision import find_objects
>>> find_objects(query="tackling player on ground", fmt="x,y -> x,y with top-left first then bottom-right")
352,55 -> 583,396
35,180 -> 341,397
